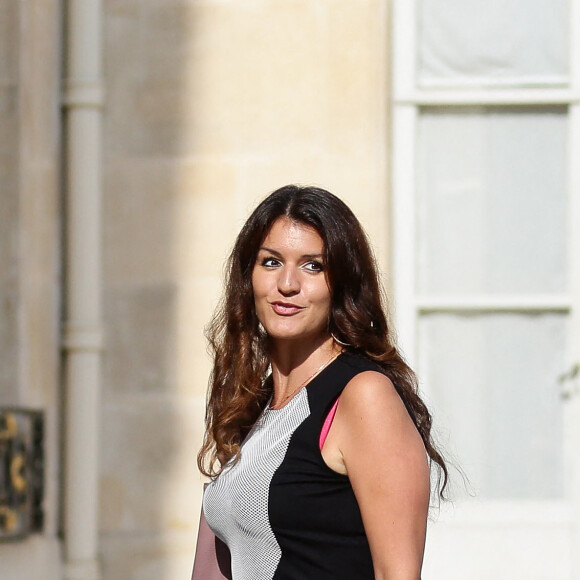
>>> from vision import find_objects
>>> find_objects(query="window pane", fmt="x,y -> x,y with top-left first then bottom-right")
419,312 -> 565,499
417,107 -> 567,295
418,0 -> 569,87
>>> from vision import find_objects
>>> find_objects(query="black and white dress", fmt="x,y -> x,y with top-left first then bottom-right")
203,352 -> 381,580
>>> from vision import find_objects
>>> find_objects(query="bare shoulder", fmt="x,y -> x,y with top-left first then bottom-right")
338,370 -> 411,425
342,369 -> 398,397
334,369 -> 427,469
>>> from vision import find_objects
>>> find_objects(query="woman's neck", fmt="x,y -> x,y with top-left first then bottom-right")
269,335 -> 342,393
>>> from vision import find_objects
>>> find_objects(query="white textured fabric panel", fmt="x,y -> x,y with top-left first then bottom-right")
417,107 -> 568,295
203,391 -> 310,580
418,0 -> 569,87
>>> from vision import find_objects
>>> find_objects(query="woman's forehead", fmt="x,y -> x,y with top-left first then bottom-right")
261,217 -> 324,253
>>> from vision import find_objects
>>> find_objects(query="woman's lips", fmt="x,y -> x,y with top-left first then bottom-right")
270,302 -> 304,316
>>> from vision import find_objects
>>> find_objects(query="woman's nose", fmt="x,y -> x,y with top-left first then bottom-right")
278,266 -> 299,294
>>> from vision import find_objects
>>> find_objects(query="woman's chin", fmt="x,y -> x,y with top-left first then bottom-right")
265,327 -> 329,345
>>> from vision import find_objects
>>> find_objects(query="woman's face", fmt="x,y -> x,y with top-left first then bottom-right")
252,217 -> 331,344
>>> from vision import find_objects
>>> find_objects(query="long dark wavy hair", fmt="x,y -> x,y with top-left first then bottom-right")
198,184 -> 448,497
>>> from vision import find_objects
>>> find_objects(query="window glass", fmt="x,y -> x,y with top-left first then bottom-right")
417,107 -> 568,295
418,0 -> 569,87
419,312 -> 565,499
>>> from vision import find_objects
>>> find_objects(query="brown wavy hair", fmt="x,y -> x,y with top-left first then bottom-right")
198,184 -> 448,497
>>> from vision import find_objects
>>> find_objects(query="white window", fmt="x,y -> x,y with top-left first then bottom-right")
391,1 -> 580,577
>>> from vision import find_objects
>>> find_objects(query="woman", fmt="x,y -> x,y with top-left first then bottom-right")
197,184 -> 447,580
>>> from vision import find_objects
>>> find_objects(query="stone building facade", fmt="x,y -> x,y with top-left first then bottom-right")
1,1 -> 390,578
2,1 -> 579,579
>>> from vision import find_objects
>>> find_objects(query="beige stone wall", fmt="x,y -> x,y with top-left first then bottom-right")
101,0 -> 391,578
0,0 -> 392,578
0,0 -> 63,576
0,0 -> 391,576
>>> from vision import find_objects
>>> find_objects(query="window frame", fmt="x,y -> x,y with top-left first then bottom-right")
390,0 -> 580,539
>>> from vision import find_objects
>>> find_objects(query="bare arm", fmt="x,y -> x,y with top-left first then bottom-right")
327,371 -> 430,580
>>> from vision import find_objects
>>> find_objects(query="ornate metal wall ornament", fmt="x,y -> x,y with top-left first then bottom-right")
0,408 -> 44,540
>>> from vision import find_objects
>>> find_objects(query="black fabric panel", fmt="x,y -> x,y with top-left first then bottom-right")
269,352 -> 383,579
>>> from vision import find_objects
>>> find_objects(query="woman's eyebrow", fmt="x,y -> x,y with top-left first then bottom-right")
258,246 -> 282,257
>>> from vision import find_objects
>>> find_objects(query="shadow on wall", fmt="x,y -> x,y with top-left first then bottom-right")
100,3 -> 209,578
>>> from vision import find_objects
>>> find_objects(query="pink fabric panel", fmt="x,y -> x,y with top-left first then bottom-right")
319,398 -> 340,450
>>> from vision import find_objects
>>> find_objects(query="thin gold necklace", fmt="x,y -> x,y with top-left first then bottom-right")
269,351 -> 341,410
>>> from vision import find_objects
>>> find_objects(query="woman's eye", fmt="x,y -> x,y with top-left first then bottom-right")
304,261 -> 324,272
261,257 -> 280,268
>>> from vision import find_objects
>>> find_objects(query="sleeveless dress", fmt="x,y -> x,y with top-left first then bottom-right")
203,351 -> 382,580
